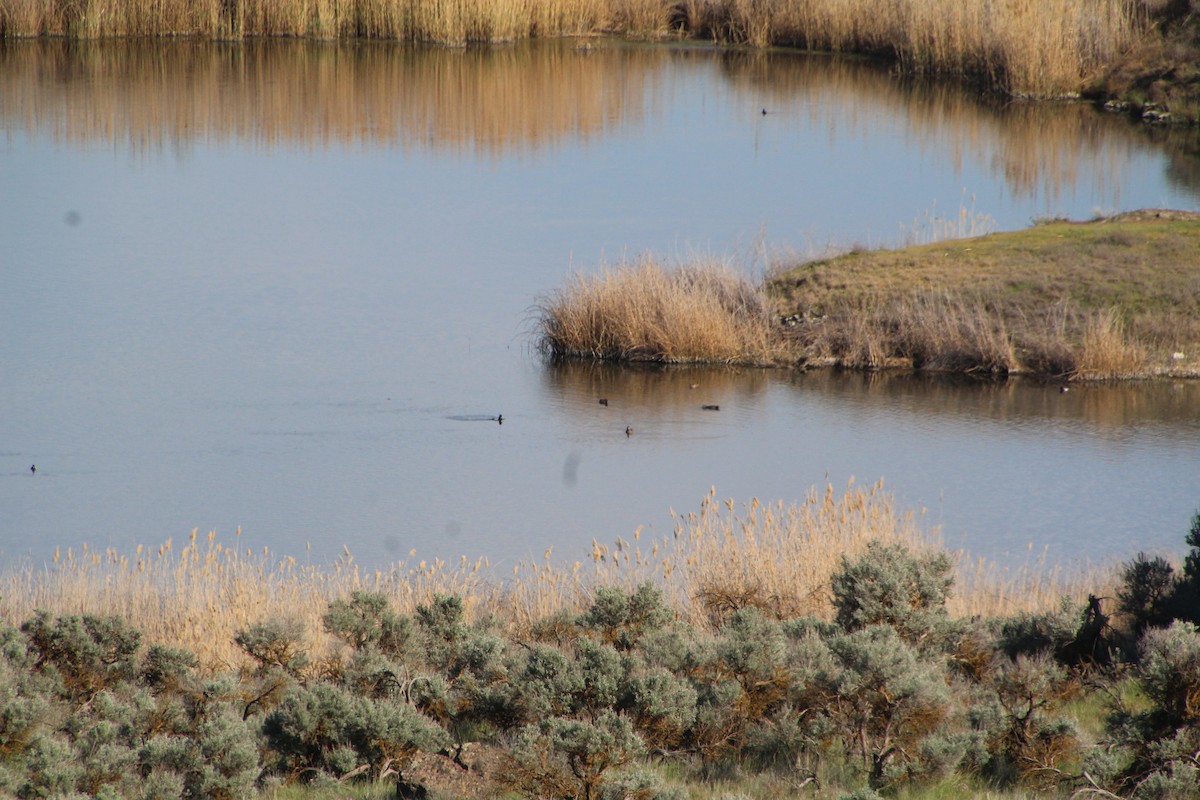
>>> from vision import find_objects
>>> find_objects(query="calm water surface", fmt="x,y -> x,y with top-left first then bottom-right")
2,40 -> 1198,571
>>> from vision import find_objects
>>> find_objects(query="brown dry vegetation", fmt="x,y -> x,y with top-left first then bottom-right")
686,0 -> 1143,97
0,483 -> 1103,671
0,0 -> 670,43
774,210 -> 1200,378
0,0 -> 1145,97
535,258 -> 783,365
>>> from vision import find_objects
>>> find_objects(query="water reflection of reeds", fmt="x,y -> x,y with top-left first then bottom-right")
3,39 -> 1197,197
713,50 -> 1187,204
783,370 -> 1200,437
540,359 -> 772,416
0,38 -> 661,157
544,362 -> 1200,437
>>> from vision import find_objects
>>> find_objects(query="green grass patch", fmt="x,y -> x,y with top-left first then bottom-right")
769,210 -> 1200,378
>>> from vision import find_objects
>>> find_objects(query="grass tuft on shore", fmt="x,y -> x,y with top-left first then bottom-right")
535,258 -> 782,365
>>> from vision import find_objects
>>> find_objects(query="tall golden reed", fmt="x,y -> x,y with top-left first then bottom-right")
0,483 -> 1104,670
692,0 -> 1144,96
0,0 -> 666,42
578,480 -> 1106,626
1077,307 -> 1148,379
0,0 -> 1144,96
0,530 -> 499,670
536,258 -> 782,365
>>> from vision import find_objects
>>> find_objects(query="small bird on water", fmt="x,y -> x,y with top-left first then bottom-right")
599,398 -> 609,406
625,426 -> 633,437
497,414 -> 504,424
30,464 -> 36,474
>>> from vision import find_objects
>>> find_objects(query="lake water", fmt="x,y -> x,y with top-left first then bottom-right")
2,39 -> 1198,574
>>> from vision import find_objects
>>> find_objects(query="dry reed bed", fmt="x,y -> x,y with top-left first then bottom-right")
0,0 -> 1145,96
0,483 -> 1104,670
536,258 -> 783,365
0,0 -> 667,42
691,0 -> 1144,96
790,293 -> 1154,378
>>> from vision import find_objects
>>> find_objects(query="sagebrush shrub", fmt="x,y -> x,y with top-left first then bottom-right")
140,643 -> 199,695
322,590 -> 414,656
579,582 -> 675,651
831,541 -> 953,651
619,664 -> 697,749
715,608 -> 788,718
1138,621 -> 1200,732
994,600 -> 1080,660
512,642 -> 586,720
506,711 -> 645,800
1098,621 -> 1200,796
984,653 -> 1080,788
262,682 -> 448,782
22,611 -> 142,701
819,624 -> 952,788
233,617 -> 310,678
1118,553 -> 1178,637
598,767 -> 686,800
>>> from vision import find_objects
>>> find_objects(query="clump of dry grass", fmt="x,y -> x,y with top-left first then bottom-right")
796,293 -> 1021,374
1077,308 -> 1148,379
899,195 -> 997,247
896,294 -> 1019,374
535,258 -> 782,365
791,295 -> 1156,378
0,484 -> 1102,670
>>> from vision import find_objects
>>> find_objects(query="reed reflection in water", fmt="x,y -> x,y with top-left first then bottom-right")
3,39 -> 1199,203
0,39 -> 658,157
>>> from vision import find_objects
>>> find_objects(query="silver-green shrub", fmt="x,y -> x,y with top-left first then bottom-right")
831,541 -> 953,652
505,711 -> 645,800
262,682 -> 448,783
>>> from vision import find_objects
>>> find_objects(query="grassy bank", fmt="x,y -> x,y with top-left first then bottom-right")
539,210 -> 1200,379
772,209 -> 1200,378
0,0 -> 1144,97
